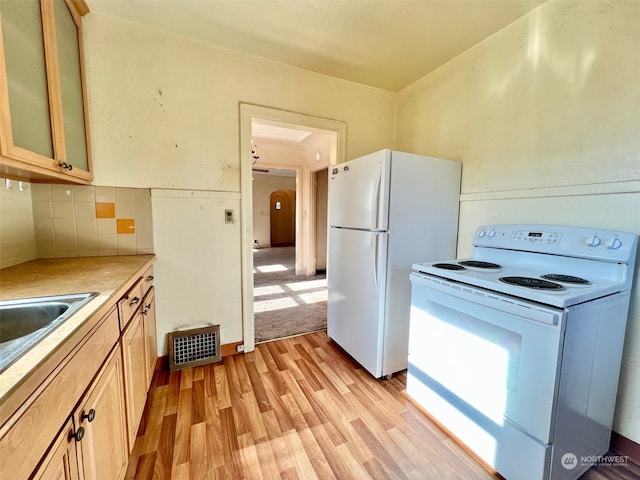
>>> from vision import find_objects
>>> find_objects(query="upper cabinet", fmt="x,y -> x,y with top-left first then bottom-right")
0,0 -> 92,184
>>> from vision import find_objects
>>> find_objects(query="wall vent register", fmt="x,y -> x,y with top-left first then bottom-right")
168,325 -> 221,371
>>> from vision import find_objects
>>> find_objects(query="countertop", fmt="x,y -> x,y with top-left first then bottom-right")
0,255 -> 155,408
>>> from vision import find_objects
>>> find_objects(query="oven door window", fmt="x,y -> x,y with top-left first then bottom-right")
408,281 -> 564,444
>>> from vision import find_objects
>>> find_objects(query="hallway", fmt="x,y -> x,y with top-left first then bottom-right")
253,247 -> 327,343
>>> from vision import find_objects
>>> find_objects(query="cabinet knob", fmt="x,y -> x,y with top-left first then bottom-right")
81,408 -> 96,423
58,162 -> 73,171
70,426 -> 85,442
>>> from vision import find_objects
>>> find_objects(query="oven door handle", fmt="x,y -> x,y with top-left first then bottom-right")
410,272 -> 565,325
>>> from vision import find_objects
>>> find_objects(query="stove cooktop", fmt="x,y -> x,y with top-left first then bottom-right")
413,257 -> 625,308
413,225 -> 637,308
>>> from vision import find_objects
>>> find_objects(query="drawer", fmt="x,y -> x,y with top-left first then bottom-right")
0,307 -> 120,480
118,279 -> 143,331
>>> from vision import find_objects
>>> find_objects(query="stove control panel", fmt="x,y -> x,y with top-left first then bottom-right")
510,230 -> 562,244
473,224 -> 638,263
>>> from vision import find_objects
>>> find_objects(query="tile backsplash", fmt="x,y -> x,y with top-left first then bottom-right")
0,179 -> 37,269
28,183 -> 154,259
1,179 -> 154,268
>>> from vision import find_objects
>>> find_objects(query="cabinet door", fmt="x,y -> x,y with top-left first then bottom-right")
75,347 -> 128,480
0,0 -> 56,159
0,0 -> 92,183
121,311 -> 148,451
32,418 -> 80,480
142,287 -> 157,387
52,0 -> 89,173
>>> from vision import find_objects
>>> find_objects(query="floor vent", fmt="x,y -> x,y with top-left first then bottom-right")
168,325 -> 221,371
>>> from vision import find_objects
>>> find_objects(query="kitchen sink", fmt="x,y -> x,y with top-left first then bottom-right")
0,293 -> 98,373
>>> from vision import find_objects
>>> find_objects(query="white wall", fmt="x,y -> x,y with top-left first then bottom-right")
396,0 -> 640,442
83,14 -> 396,190
82,14 -> 396,353
252,174 -> 296,246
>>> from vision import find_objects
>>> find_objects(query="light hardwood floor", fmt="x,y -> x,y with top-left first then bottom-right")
125,332 -> 639,480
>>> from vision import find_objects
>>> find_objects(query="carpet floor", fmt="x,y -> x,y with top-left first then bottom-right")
253,246 -> 327,343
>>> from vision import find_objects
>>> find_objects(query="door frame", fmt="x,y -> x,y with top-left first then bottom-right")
239,104 -> 346,352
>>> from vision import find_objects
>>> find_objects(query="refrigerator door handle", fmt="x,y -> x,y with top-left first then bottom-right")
371,165 -> 382,230
373,232 -> 379,293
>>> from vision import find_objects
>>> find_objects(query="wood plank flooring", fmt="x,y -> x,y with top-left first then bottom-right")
125,332 -> 640,480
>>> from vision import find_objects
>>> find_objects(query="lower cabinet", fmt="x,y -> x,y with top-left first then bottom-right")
0,261 -> 157,479
121,284 -> 157,451
142,287 -> 157,387
75,348 -> 128,480
32,348 -> 128,480
121,307 -> 148,451
32,419 -> 80,480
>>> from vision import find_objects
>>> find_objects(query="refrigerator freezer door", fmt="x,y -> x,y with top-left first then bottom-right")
328,228 -> 389,377
329,150 -> 391,231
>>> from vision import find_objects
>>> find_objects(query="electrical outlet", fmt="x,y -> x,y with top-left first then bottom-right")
236,344 -> 244,352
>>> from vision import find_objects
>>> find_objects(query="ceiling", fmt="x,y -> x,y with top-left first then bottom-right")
86,0 -> 546,92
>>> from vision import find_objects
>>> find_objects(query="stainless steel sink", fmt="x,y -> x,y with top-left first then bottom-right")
0,293 -> 98,373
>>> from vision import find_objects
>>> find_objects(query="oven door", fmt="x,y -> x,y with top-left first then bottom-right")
408,273 -> 566,477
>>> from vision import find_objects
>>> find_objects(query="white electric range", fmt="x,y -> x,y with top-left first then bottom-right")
408,224 -> 638,480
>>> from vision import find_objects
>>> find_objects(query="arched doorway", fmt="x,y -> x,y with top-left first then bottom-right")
270,190 -> 295,246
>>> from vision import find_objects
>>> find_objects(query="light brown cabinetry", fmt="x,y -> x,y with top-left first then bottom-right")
32,347 -> 128,480
32,419 -> 80,480
74,347 -> 128,480
120,266 -> 156,450
121,304 -> 148,450
0,0 -> 92,183
142,287 -> 157,386
0,257 -> 157,479
0,306 -> 120,479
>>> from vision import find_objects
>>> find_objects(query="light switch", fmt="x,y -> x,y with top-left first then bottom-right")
225,209 -> 234,224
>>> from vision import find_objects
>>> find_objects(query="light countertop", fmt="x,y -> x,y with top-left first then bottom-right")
0,255 -> 155,410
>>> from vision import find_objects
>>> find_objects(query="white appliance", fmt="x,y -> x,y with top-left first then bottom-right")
408,224 -> 638,480
327,149 -> 461,378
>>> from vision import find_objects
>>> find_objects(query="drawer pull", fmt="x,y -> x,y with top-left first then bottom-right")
81,409 -> 96,423
70,426 -> 85,442
129,297 -> 140,307
146,275 -> 154,282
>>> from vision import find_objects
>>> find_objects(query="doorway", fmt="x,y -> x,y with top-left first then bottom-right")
313,168 -> 328,273
240,104 -> 347,351
270,189 -> 296,247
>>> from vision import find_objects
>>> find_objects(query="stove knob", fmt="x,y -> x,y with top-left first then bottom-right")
477,229 -> 486,238
487,229 -> 496,238
605,237 -> 622,250
585,235 -> 601,247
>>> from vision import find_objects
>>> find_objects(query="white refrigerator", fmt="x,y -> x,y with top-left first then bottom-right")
327,149 -> 461,378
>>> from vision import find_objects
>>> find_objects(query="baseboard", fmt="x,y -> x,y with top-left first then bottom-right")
154,341 -> 243,372
611,431 -> 640,466
155,355 -> 168,371
221,341 -> 243,357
